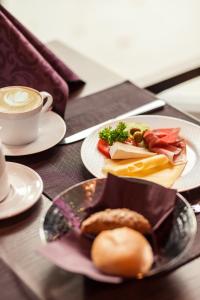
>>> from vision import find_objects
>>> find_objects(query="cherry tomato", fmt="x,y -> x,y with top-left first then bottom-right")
97,139 -> 110,158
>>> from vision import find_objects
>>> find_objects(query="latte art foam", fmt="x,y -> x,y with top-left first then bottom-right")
0,87 -> 42,113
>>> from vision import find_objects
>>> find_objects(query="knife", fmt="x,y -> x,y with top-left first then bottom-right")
59,99 -> 166,144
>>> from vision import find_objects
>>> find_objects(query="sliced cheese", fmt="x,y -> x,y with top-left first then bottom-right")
103,154 -> 169,177
143,163 -> 186,188
109,142 -> 155,159
103,155 -> 186,188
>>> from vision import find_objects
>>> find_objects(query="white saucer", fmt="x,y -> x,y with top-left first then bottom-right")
3,111 -> 66,156
0,162 -> 43,220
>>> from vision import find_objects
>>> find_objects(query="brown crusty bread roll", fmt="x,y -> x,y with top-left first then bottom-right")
91,227 -> 153,278
81,208 -> 151,235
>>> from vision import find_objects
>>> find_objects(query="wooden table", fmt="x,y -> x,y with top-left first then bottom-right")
0,41 -> 200,300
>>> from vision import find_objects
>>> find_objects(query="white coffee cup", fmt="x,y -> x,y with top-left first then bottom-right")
0,86 -> 53,146
0,141 -> 10,202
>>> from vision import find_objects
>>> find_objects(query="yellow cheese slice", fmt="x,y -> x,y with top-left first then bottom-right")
103,155 -> 186,188
103,154 -> 169,176
142,163 -> 186,187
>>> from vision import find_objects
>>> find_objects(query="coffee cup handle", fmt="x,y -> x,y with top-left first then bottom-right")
40,91 -> 53,113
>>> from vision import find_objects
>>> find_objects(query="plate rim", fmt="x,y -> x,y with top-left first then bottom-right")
81,114 -> 200,192
0,162 -> 43,220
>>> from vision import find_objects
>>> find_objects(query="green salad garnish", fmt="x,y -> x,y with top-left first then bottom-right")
99,121 -> 149,146
99,122 -> 129,145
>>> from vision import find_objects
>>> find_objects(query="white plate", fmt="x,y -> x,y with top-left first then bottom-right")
3,111 -> 66,156
81,115 -> 200,192
0,162 -> 43,220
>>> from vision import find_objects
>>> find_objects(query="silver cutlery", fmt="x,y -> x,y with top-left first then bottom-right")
59,99 -> 166,145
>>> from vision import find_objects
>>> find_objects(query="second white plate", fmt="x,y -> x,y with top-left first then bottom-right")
81,115 -> 200,192
0,162 -> 43,220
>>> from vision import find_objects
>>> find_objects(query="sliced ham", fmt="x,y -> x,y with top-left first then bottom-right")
144,128 -> 181,146
143,128 -> 186,164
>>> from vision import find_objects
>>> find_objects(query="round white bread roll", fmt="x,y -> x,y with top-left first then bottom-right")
91,227 -> 153,278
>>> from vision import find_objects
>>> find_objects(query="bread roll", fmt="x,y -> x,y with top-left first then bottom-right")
81,208 -> 151,235
91,227 -> 153,278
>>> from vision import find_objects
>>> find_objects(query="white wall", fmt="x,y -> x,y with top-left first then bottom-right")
2,0 -> 200,86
